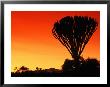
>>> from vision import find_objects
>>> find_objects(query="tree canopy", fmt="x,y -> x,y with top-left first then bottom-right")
52,16 -> 98,61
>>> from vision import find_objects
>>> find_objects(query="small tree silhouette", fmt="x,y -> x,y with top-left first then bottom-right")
19,66 -> 29,72
52,16 -> 98,66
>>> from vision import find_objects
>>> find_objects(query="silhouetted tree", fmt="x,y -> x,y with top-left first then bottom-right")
13,67 -> 18,72
19,66 -> 29,72
52,16 -> 98,66
36,67 -> 39,70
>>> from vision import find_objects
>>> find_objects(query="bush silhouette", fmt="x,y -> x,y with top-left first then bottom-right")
81,58 -> 100,76
62,58 -> 100,76
62,59 -> 74,72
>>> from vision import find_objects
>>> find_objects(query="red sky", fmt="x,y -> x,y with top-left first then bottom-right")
11,11 -> 100,71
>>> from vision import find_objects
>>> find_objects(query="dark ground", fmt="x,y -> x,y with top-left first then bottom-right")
11,58 -> 100,77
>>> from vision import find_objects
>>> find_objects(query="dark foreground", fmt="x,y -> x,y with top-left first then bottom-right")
11,58 -> 100,77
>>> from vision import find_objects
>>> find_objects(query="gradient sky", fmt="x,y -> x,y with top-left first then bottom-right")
11,11 -> 100,71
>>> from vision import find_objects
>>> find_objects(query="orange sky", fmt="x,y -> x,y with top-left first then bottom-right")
11,11 -> 100,71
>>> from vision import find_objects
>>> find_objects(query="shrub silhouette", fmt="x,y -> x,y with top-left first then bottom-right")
81,58 -> 100,76
62,58 -> 100,76
62,59 -> 74,72
16,66 -> 29,72
52,16 -> 98,67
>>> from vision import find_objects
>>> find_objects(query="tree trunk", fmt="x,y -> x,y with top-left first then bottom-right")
72,54 -> 80,69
